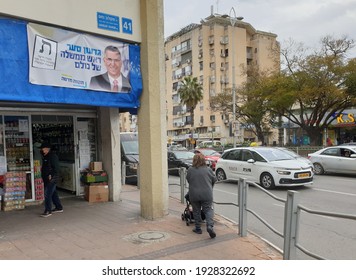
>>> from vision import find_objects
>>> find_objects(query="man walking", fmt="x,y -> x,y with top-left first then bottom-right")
40,142 -> 63,217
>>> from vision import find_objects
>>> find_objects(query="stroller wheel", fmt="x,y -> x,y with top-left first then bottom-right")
181,214 -> 184,221
186,221 -> 190,226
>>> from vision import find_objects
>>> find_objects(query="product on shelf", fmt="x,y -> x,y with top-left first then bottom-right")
33,160 -> 44,201
1,171 -> 27,211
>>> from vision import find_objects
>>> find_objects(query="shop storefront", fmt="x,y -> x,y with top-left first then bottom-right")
327,110 -> 356,145
0,7 -> 143,208
0,104 -> 98,204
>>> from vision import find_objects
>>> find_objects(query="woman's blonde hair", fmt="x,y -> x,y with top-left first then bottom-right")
192,153 -> 206,168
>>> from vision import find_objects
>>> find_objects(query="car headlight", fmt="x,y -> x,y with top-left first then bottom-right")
276,170 -> 291,175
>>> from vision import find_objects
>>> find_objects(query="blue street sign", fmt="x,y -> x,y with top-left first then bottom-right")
97,12 -> 120,32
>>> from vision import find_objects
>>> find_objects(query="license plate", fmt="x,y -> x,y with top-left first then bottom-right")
298,173 -> 309,178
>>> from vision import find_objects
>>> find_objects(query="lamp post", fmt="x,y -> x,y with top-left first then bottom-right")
229,7 -> 243,148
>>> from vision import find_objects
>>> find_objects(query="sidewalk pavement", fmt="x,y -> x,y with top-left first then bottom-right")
0,184 -> 282,260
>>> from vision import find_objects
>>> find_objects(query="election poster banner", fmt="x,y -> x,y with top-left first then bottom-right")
27,22 -> 136,94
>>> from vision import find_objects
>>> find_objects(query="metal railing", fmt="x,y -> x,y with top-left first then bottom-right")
174,168 -> 356,260
122,163 -> 356,259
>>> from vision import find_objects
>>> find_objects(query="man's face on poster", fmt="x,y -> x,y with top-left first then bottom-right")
103,49 -> 122,78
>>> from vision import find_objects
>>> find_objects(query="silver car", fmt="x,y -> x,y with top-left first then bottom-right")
307,145 -> 356,175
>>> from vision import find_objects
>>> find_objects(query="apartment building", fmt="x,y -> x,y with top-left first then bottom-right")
165,12 -> 280,147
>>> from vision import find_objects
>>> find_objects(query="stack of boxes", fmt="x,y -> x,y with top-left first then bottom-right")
33,160 -> 44,201
83,162 -> 109,203
1,171 -> 26,211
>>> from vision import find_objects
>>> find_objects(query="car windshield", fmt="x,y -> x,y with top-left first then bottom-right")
199,149 -> 219,156
281,149 -> 299,158
257,149 -> 295,162
174,151 -> 195,159
122,141 -> 139,155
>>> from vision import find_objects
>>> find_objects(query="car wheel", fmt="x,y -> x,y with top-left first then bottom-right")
313,163 -> 324,175
260,172 -> 275,189
216,168 -> 226,181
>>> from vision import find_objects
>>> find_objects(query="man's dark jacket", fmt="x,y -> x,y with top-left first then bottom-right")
41,151 -> 60,184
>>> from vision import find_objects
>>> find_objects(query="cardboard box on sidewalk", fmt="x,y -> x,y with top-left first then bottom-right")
84,184 -> 109,203
90,161 -> 103,171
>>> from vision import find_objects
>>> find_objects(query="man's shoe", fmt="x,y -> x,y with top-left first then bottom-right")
52,208 -> 63,213
207,227 -> 216,238
192,228 -> 202,234
40,212 -> 52,218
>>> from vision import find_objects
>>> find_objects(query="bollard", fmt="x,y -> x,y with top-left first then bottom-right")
238,178 -> 248,237
283,190 -> 299,260
137,163 -> 140,189
121,161 -> 126,185
179,167 -> 186,204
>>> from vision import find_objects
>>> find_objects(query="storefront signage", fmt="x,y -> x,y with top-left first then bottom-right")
336,113 -> 355,124
0,18 -> 142,109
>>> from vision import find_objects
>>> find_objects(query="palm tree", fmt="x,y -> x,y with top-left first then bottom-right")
178,76 -> 203,128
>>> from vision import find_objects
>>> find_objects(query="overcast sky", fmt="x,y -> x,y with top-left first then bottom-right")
164,0 -> 356,57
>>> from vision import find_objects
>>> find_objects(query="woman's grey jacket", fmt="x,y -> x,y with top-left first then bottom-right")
186,166 -> 217,202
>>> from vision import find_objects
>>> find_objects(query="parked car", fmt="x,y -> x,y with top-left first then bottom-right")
168,150 -> 194,175
192,148 -> 221,170
120,132 -> 139,184
215,147 -> 314,189
307,145 -> 356,175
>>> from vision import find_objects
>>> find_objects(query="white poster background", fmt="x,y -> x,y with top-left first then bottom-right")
27,23 -> 130,92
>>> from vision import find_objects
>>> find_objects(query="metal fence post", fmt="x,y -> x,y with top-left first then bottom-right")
137,163 -> 140,189
283,190 -> 299,260
179,167 -> 186,204
121,161 -> 126,185
238,178 -> 248,237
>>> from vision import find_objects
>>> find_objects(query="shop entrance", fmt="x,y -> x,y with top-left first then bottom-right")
0,111 -> 98,205
32,115 -> 76,197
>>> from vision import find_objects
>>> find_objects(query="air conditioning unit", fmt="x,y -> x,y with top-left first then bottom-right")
177,111 -> 181,115
177,74 -> 182,79
198,54 -> 202,59
199,122 -> 203,126
198,42 -> 202,47
220,53 -> 226,58
186,59 -> 191,64
175,62 -> 181,67
220,67 -> 225,71
224,120 -> 229,124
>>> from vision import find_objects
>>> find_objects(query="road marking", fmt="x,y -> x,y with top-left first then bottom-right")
314,188 -> 356,197
215,189 -> 238,196
273,203 -> 284,207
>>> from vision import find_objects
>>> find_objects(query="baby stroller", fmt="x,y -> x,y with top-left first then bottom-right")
181,193 -> 205,226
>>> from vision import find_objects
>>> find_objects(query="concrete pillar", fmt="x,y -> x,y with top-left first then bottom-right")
98,107 -> 121,202
138,0 -> 169,219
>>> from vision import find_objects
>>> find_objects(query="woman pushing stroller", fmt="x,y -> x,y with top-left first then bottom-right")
186,152 -> 217,238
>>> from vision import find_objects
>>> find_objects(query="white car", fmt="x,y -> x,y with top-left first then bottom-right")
307,145 -> 356,175
215,147 -> 314,189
